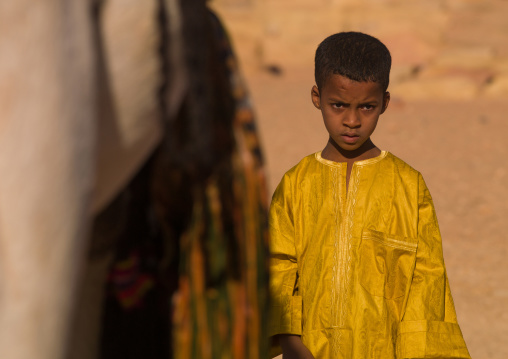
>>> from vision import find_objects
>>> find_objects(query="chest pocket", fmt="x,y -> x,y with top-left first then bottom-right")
358,228 -> 417,299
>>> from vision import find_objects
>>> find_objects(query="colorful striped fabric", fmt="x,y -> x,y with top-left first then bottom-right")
171,10 -> 270,359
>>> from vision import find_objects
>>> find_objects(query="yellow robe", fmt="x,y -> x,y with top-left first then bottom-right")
269,151 -> 470,358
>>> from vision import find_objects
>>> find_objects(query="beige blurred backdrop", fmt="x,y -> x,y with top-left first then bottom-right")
210,0 -> 508,358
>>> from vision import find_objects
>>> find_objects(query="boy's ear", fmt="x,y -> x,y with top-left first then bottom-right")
380,91 -> 390,114
311,85 -> 321,110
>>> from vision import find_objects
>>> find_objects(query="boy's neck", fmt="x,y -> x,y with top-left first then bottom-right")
321,138 -> 381,165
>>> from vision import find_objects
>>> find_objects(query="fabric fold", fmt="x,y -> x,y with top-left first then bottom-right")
396,320 -> 470,358
269,295 -> 302,336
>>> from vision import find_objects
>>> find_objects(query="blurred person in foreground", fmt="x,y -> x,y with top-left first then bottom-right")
0,0 -> 268,358
268,32 -> 470,358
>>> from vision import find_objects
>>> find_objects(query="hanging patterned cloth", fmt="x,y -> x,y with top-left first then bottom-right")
164,9 -> 270,359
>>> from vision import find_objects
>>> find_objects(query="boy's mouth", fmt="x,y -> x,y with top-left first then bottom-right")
341,133 -> 359,143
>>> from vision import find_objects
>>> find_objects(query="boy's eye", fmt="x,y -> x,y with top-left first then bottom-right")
362,104 -> 375,110
332,103 -> 345,109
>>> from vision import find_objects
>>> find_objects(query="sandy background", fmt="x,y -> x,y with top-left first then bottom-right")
211,0 -> 508,358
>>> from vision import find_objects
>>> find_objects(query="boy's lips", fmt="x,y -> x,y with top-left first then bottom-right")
341,133 -> 359,143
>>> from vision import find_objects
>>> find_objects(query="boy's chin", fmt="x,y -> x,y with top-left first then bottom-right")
329,138 -> 378,157
335,141 -> 364,152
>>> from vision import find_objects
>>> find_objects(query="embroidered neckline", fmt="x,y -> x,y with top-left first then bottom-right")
315,150 -> 388,168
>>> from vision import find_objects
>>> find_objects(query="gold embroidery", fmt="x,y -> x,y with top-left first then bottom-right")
362,230 -> 418,252
330,165 -> 342,354
363,235 -> 418,252
339,165 -> 361,327
321,156 -> 375,350
331,166 -> 339,328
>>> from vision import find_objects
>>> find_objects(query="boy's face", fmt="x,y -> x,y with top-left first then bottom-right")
311,74 -> 390,155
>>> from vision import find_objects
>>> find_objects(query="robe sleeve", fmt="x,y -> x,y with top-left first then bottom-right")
396,174 -> 471,359
268,174 -> 302,338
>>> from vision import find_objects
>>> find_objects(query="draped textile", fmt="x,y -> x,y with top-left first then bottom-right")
269,151 -> 470,358
169,10 -> 270,359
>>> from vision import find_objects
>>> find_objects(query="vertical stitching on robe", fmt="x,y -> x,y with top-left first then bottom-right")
339,165 -> 361,329
330,166 -> 340,353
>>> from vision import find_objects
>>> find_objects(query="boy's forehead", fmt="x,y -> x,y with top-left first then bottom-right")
321,73 -> 385,97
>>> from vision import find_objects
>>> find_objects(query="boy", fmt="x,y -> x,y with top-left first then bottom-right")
268,32 -> 470,358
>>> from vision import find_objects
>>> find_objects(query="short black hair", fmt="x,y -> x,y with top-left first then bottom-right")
315,32 -> 391,92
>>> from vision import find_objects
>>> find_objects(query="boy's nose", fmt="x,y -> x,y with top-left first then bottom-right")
344,111 -> 361,128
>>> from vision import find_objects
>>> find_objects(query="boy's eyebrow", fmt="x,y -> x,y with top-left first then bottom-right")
326,96 -> 349,102
327,95 -> 380,103
328,99 -> 380,105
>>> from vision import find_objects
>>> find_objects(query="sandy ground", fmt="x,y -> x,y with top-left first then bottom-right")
212,1 -> 508,358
